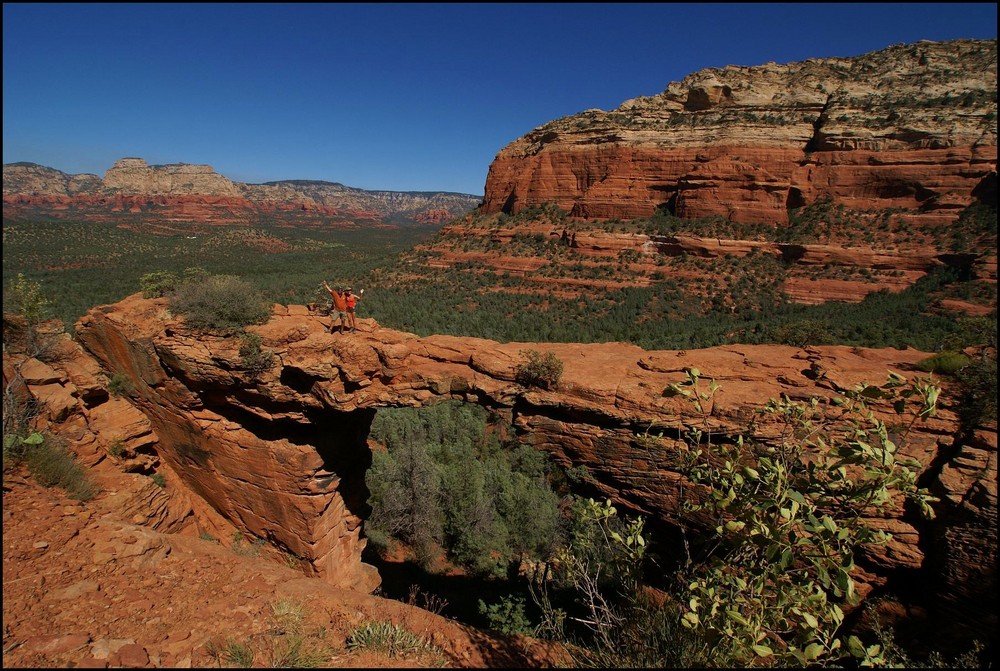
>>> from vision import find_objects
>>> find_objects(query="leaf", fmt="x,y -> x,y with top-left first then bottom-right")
802,612 -> 818,628
752,644 -> 773,657
23,432 -> 44,446
821,515 -> 837,534
847,635 -> 866,657
860,385 -> 886,399
836,568 -> 851,592
663,384 -> 690,398
681,612 -> 699,628
805,642 -> 824,661
725,609 -> 748,626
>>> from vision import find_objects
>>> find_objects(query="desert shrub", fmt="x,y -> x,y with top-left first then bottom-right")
533,498 -> 650,650
868,609 -> 990,668
7,272 -> 51,325
406,584 -> 448,616
4,411 -> 97,502
107,438 -> 125,458
479,594 -> 534,636
956,353 -> 998,431
3,374 -> 42,453
5,273 -> 55,356
150,473 -> 166,488
773,319 -> 833,347
367,438 -> 443,568
106,372 -> 133,398
915,351 -> 972,375
672,369 -> 939,667
529,496 -> 710,666
3,430 -> 45,470
22,434 -> 100,502
346,621 -> 439,659
204,598 -> 330,668
238,331 -> 274,379
139,270 -> 179,298
534,371 -> 943,668
204,638 -> 254,667
515,349 -> 564,390
181,266 -> 211,284
231,530 -> 267,557
169,274 -> 272,332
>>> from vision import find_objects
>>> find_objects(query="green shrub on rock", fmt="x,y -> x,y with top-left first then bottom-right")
515,349 -> 564,390
915,351 -> 972,375
170,274 -> 272,332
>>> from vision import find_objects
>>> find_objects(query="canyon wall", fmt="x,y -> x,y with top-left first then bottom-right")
481,39 -> 997,226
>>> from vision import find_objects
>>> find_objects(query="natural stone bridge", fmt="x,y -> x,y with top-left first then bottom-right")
66,294 -> 995,642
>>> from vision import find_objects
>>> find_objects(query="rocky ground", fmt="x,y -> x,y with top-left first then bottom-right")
2,465 -> 566,669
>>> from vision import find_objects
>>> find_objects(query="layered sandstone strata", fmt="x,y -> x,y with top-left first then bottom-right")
102,158 -> 243,196
2,159 -> 481,225
482,39 -> 997,226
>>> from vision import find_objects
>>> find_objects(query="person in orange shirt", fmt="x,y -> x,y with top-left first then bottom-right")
344,287 -> 364,332
322,280 -> 349,334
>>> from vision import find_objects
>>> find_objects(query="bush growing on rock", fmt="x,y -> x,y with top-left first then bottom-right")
533,370 -> 946,668
915,351 -> 972,375
515,349 -> 564,390
169,274 -> 272,332
139,270 -> 179,298
238,331 -> 274,379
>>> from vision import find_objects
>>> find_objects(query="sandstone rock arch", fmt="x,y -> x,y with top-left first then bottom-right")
61,294 -> 995,643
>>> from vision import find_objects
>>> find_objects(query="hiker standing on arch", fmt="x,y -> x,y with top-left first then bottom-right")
322,280 -> 349,334
344,286 -> 364,332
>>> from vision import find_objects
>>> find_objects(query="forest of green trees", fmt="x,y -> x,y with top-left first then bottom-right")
3,201 -> 995,354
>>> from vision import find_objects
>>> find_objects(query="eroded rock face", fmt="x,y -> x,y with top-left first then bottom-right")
481,39 -> 997,226
1,159 -> 481,226
51,294 -> 994,645
102,158 -> 243,197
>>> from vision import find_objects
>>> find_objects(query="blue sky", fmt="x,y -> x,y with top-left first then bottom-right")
3,3 -> 996,195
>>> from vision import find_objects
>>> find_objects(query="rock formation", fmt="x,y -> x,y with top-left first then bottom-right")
392,209 -> 997,315
2,158 -> 482,227
6,294 -> 990,644
481,39 -> 997,227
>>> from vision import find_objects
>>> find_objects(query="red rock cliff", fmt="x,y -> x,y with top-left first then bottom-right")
481,39 -> 997,227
